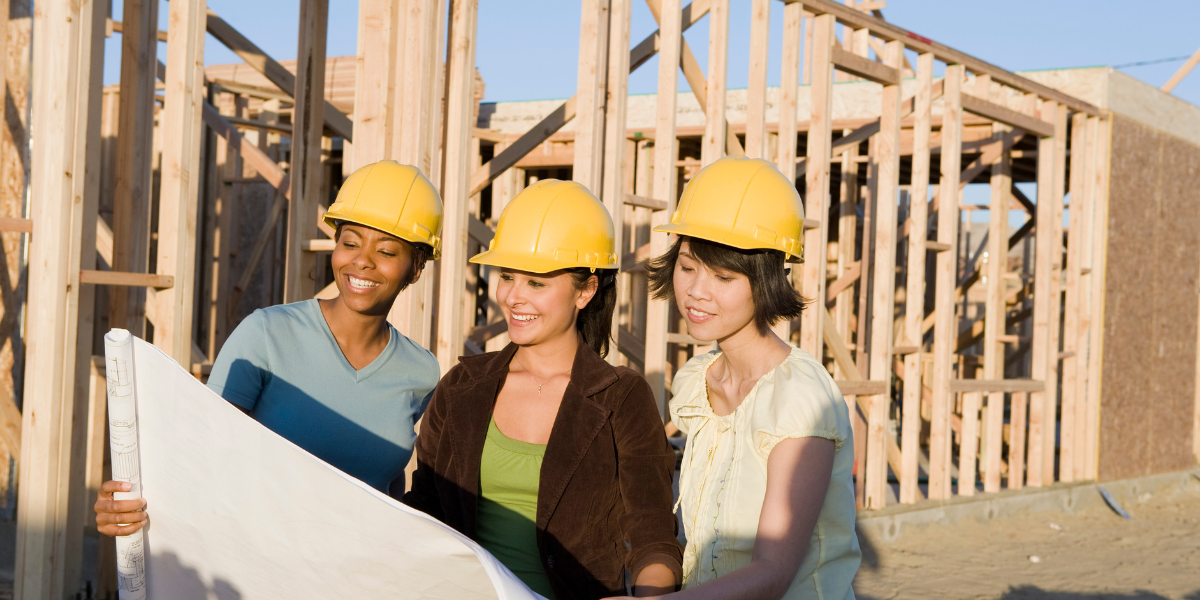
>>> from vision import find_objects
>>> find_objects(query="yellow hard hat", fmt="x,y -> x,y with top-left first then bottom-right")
470,179 -> 617,273
323,160 -> 444,259
654,155 -> 804,262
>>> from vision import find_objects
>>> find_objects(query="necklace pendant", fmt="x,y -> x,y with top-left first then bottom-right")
537,384 -> 543,393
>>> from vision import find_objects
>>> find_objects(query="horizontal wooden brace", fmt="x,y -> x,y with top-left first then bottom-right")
925,241 -> 952,251
892,345 -> 919,355
302,239 -> 335,252
210,78 -> 292,102
469,216 -> 495,245
961,93 -> 1054,137
625,193 -> 668,211
830,45 -> 900,86
80,270 -> 174,289
617,327 -> 645,367
787,0 -> 1102,115
0,217 -> 32,233
223,114 -> 292,134
949,379 -> 1045,393
836,379 -> 888,396
803,218 -> 821,230
109,19 -> 168,42
468,319 -> 508,345
621,243 -> 652,271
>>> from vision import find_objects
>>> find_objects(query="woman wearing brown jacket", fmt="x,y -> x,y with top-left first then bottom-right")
403,180 -> 681,599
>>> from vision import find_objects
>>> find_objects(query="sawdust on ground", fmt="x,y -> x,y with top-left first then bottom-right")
853,484 -> 1200,600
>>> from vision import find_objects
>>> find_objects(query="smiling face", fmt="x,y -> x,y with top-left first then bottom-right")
330,224 -> 421,316
673,240 -> 758,344
497,268 -> 597,348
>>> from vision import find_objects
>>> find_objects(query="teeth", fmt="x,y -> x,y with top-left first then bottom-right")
689,308 -> 711,318
512,314 -> 539,321
348,276 -> 379,288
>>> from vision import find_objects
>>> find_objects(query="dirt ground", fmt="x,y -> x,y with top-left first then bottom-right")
852,481 -> 1200,600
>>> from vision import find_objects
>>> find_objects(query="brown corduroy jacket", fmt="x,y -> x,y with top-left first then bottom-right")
403,341 -> 683,599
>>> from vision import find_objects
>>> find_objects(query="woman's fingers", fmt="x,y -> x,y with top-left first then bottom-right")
95,498 -> 147,519
99,480 -> 133,495
97,521 -> 146,537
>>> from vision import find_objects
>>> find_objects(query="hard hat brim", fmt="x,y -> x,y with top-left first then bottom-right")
469,247 -> 617,273
653,222 -> 804,263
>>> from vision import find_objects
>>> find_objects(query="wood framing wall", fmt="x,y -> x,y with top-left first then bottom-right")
8,0 -> 1200,597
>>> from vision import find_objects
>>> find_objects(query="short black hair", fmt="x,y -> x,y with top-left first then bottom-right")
646,236 -> 807,335
334,222 -> 431,291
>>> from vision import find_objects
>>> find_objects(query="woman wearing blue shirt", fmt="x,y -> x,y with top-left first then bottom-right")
95,160 -> 443,534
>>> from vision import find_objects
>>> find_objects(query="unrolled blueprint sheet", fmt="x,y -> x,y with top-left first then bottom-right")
103,329 -> 544,600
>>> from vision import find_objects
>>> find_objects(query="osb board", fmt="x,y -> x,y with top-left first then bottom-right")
204,55 -> 356,114
0,5 -> 30,410
1098,116 -> 1200,481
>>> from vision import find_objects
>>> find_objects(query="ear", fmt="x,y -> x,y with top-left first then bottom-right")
407,261 -> 425,286
574,274 -> 599,309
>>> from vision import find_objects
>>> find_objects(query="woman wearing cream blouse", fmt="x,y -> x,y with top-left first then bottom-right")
610,156 -> 860,600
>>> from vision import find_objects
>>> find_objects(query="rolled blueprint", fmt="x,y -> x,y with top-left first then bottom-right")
104,329 -> 147,600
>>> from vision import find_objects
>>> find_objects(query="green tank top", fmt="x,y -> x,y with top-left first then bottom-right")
477,418 -> 555,599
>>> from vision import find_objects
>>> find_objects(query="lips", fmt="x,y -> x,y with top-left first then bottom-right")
685,306 -> 715,324
508,313 -> 540,327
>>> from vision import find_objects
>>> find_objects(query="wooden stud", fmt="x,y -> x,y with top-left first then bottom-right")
899,52 -> 934,504
645,0 -> 683,410
572,0 -> 610,192
701,0 -> 729,165
1008,391 -> 1028,489
1059,111 -> 1087,482
15,0 -> 105,595
863,40 -> 903,510
1072,115 -> 1098,480
283,0 -> 328,304
745,0 -> 770,159
958,391 -> 981,496
770,1 -> 802,343
982,116 -> 1011,493
602,0 -> 632,365
928,64 -> 964,500
351,0 -> 399,170
798,13 -> 834,359
435,0 -> 479,373
109,0 -> 159,339
1083,115 -> 1111,479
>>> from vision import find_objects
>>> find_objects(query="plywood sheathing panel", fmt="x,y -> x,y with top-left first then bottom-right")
1098,116 -> 1200,481
0,3 -> 29,410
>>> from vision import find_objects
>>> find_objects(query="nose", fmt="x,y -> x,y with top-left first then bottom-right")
352,247 -> 375,270
684,272 -> 711,302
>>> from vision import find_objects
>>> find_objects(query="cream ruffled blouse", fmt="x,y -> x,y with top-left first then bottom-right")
670,346 -> 861,599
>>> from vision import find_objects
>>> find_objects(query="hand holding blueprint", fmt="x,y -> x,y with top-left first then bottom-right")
103,329 -> 544,600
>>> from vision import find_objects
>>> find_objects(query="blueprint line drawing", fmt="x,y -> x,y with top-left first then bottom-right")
101,328 -> 544,600
104,329 -> 147,600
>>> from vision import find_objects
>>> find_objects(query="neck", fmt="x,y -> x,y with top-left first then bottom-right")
715,322 -> 790,383
319,297 -> 391,347
515,328 -> 581,377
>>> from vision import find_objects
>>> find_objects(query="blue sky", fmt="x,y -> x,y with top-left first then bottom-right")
105,0 -> 1200,107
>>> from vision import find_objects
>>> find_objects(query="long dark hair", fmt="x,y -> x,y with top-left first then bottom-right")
568,268 -> 617,357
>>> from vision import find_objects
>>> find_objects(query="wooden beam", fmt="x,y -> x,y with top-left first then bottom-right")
830,44 -> 899,85
79,270 -> 174,289
798,13 -> 834,359
950,379 -> 1045,394
982,110 -> 1012,494
152,0 -> 207,366
1084,116 -> 1111,480
572,0 -> 610,191
959,391 -> 981,496
785,0 -> 1102,115
772,0 -> 802,344
350,0 -> 397,171
1162,45 -> 1200,93
283,0 -> 328,304
204,8 -> 354,140
645,0 -> 683,411
0,217 -> 31,233
602,0 -> 633,366
961,93 -> 1054,138
108,18 -> 169,42
928,64 -> 964,501
435,0 -> 479,373
1059,112 -> 1088,483
745,0 -> 770,158
15,0 -> 105,596
109,0 -> 159,339
899,51 -> 934,505
701,0 -> 730,165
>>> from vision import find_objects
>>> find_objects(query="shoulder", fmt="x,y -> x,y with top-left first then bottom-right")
390,328 -> 440,384
667,351 -> 717,410
750,347 -> 850,451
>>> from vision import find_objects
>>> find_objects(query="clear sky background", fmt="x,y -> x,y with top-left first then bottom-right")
105,0 -> 1200,108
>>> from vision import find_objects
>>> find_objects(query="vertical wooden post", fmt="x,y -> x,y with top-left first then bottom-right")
352,0 -> 399,170
1059,112 -> 1088,483
701,0 -> 729,166
928,64 -> 964,500
573,0 -> 610,192
152,0 -> 207,366
959,391 -> 981,496
645,0 -> 682,409
982,118 -> 1011,493
602,0 -> 632,365
862,40 -> 903,510
109,0 -> 159,338
208,94 -> 243,356
899,52 -> 934,504
744,0 -> 769,159
769,1 -> 801,343
799,13 -> 833,359
15,0 -> 105,596
1085,116 -> 1111,479
435,0 -> 478,373
1028,101 -> 1064,487
1008,391 -> 1028,489
284,0 -> 329,304
1072,115 -> 1098,480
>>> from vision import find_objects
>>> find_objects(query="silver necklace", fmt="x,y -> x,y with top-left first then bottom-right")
515,352 -> 571,393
